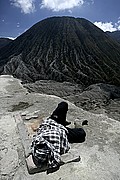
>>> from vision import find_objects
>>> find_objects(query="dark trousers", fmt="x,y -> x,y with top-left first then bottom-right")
66,127 -> 86,143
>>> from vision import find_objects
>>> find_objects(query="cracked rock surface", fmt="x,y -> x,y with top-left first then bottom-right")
0,75 -> 120,180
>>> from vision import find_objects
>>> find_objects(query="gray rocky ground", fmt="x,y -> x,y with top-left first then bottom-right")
24,80 -> 120,121
0,75 -> 120,180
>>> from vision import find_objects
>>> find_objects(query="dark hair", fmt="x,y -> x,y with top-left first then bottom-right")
50,101 -> 70,126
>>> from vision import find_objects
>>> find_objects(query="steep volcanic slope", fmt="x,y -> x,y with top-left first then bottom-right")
107,31 -> 120,43
0,38 -> 13,48
0,17 -> 120,85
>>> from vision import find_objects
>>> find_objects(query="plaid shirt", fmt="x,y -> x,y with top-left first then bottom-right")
31,118 -> 70,168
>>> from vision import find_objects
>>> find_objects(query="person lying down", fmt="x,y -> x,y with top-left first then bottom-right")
30,101 -> 86,172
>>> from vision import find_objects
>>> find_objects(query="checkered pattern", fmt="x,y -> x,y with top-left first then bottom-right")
31,118 -> 70,168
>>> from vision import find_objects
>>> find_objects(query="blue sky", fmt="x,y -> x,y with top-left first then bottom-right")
0,0 -> 120,39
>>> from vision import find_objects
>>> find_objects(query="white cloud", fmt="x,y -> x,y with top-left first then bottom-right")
40,0 -> 84,11
116,17 -> 120,30
68,9 -> 73,13
94,21 -> 117,32
94,18 -> 120,32
10,0 -> 94,13
86,0 -> 94,5
6,37 -> 16,40
10,0 -> 35,14
17,22 -> 20,28
24,28 -> 28,32
117,25 -> 120,30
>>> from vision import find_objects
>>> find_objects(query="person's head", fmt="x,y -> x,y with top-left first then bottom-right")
50,101 -> 70,126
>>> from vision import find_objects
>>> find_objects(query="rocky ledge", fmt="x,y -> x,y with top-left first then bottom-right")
0,75 -> 120,180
